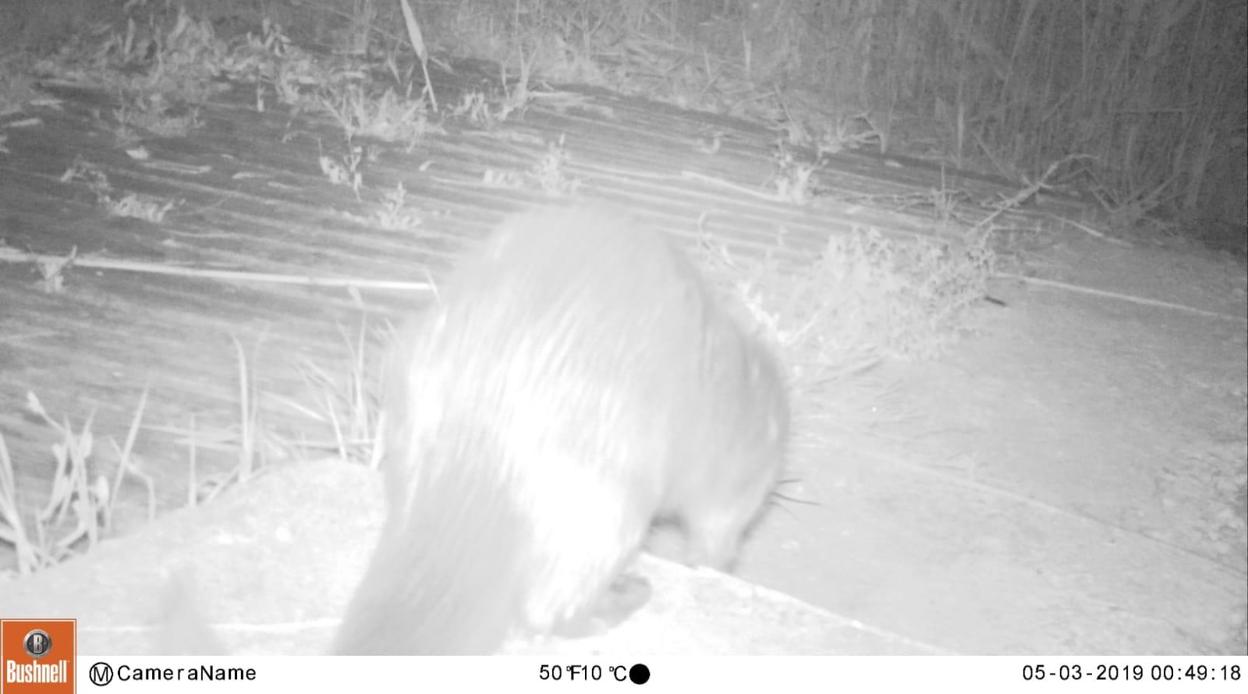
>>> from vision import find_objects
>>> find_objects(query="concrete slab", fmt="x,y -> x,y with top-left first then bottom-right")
0,459 -> 941,656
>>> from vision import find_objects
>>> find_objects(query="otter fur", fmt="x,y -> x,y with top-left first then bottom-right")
333,204 -> 789,655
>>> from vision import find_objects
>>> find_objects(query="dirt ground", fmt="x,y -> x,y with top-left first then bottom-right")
737,230 -> 1247,654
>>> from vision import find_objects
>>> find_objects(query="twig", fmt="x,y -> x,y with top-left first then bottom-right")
1050,215 -> 1134,247
997,273 -> 1247,322
0,247 -> 434,294
681,171 -> 789,202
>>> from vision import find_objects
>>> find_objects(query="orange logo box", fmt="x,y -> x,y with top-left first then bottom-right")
0,620 -> 75,694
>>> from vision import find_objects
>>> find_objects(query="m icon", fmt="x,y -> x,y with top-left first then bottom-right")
89,661 -> 115,686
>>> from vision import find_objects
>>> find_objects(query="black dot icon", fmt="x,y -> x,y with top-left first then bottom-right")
628,663 -> 651,684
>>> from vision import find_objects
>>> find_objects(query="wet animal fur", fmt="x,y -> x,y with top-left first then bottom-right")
333,204 -> 789,655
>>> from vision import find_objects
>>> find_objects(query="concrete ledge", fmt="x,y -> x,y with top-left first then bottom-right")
0,459 -> 943,655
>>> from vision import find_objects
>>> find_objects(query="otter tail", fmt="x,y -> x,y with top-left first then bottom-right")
333,430 -> 532,655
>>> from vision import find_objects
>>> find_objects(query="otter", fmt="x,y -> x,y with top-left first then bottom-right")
333,204 -> 789,654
